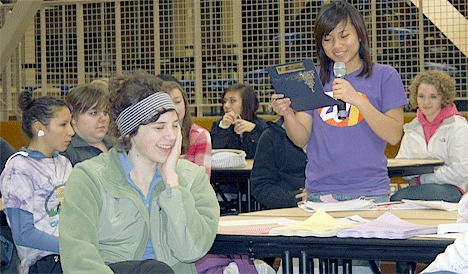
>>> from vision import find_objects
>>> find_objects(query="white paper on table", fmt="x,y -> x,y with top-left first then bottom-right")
417,232 -> 465,239
300,198 -> 374,212
338,215 -> 370,224
383,202 -> 429,210
438,223 -> 468,234
401,199 -> 459,211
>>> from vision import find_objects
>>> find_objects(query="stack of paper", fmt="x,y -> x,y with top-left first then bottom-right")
211,149 -> 247,168
219,218 -> 299,235
300,198 -> 375,212
269,209 -> 358,237
401,199 -> 459,211
381,199 -> 459,211
336,212 -> 437,239
224,225 -> 284,235
438,223 -> 468,234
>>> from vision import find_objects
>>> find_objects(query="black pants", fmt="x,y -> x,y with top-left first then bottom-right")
29,254 -> 62,273
108,260 -> 174,274
29,256 -> 173,274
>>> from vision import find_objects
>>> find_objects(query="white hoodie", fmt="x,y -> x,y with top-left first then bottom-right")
396,115 -> 468,191
422,194 -> 468,273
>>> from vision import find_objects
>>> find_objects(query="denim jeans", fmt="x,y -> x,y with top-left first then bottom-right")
307,192 -> 390,203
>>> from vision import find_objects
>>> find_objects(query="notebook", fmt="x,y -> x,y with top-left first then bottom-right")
266,59 -> 340,111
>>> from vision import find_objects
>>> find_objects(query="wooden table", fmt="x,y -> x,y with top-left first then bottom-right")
240,207 -> 458,225
211,207 -> 457,274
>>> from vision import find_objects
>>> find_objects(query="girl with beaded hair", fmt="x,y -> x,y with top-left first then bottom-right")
59,70 -> 219,274
0,90 -> 74,273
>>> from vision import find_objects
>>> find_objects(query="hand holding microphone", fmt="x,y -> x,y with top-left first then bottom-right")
234,114 -> 244,142
333,62 -> 348,120
220,111 -> 237,128
234,115 -> 256,142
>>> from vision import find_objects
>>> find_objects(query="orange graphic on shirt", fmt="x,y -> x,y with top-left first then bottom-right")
318,92 -> 368,127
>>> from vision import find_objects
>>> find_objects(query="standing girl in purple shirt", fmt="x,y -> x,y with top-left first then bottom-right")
272,1 -> 408,203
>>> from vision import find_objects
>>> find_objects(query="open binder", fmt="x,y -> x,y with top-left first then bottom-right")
266,59 -> 340,111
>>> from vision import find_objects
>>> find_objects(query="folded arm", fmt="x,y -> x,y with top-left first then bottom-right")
7,207 -> 59,253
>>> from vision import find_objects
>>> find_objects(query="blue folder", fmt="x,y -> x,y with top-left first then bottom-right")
266,59 -> 340,111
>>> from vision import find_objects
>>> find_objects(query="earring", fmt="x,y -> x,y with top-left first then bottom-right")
38,130 -> 45,137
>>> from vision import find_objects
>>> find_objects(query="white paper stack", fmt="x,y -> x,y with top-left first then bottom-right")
438,223 -> 468,234
400,199 -> 459,211
300,198 -> 374,212
211,149 -> 247,168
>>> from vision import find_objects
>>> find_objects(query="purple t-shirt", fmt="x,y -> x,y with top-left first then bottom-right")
305,63 -> 408,197
0,151 -> 71,273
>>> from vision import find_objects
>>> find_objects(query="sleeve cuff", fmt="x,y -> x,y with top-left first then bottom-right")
218,122 -> 230,129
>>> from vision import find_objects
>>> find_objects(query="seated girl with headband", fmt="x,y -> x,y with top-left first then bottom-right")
59,70 -> 220,274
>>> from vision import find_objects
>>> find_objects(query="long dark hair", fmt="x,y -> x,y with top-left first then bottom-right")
221,83 -> 259,122
314,0 -> 373,84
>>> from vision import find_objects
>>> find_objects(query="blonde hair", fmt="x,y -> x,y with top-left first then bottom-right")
90,78 -> 110,93
408,69 -> 455,110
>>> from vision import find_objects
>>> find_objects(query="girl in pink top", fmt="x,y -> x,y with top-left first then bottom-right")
391,70 -> 468,202
159,76 -> 212,177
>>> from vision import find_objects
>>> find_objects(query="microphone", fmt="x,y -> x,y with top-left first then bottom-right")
333,62 -> 348,120
236,114 -> 243,142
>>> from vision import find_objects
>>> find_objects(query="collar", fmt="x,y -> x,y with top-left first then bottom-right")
417,103 -> 461,125
70,134 -> 113,149
119,152 -> 134,178
19,147 -> 59,159
118,152 -> 162,199
69,134 -> 89,148
417,103 -> 461,143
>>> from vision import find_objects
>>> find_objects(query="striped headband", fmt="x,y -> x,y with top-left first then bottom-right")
116,92 -> 176,135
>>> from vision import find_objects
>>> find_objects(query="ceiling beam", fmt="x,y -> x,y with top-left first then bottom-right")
410,0 -> 467,57
0,0 -> 43,72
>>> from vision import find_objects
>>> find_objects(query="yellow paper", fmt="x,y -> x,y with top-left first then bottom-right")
269,209 -> 356,237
